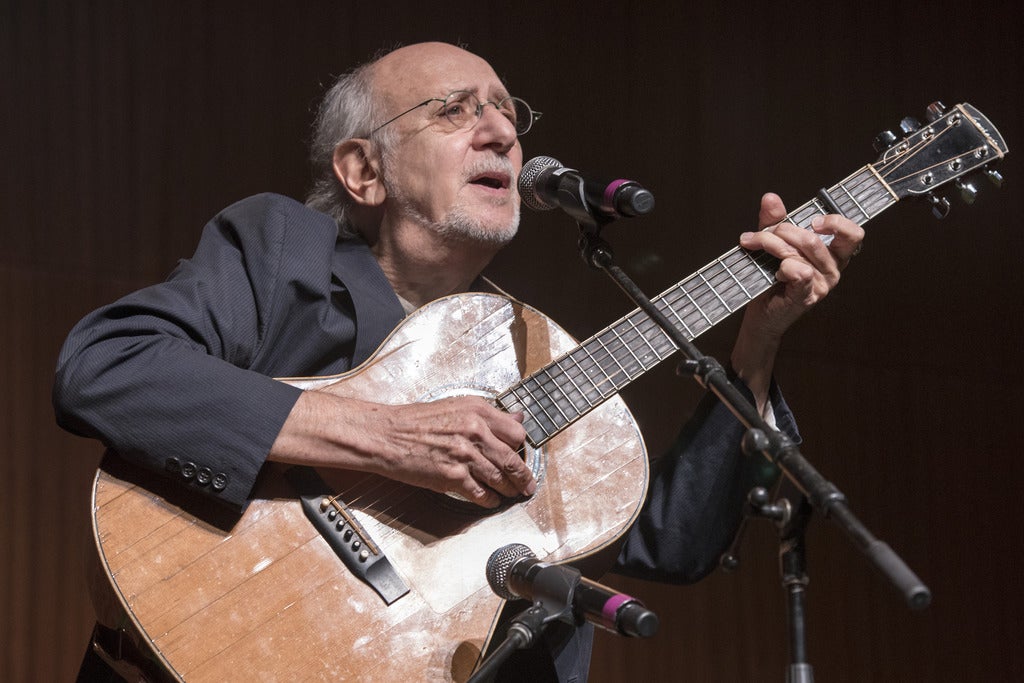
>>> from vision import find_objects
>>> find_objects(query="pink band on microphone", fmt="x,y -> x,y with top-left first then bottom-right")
603,179 -> 630,211
601,593 -> 634,627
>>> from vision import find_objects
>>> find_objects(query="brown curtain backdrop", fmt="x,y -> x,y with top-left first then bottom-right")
4,1 -> 1022,680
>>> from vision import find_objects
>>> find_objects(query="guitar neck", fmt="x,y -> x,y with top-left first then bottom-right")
500,164 -> 898,445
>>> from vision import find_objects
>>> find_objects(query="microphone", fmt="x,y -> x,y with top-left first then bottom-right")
518,156 -> 655,219
485,543 -> 659,638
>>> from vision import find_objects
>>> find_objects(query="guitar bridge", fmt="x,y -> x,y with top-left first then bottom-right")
286,466 -> 410,605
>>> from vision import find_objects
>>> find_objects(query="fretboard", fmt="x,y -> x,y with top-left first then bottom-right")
499,164 -> 898,446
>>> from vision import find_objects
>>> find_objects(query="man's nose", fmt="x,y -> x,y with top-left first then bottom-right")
473,104 -> 517,152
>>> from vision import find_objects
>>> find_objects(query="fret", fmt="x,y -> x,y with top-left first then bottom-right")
617,315 -> 656,363
790,202 -> 826,227
717,258 -> 756,309
570,346 -> 614,404
849,170 -> 883,214
633,322 -> 668,365
678,283 -> 714,328
606,325 -> 646,380
514,382 -> 557,436
815,188 -> 843,217
831,167 -> 896,222
657,292 -> 695,338
725,251 -> 773,305
697,268 -> 733,313
579,343 -> 620,396
499,163 -> 901,446
859,169 -> 896,216
836,179 -> 869,221
740,249 -> 777,286
865,164 -> 898,206
590,332 -> 632,390
638,311 -> 678,356
533,368 -> 572,423
552,360 -> 590,414
810,198 -> 829,218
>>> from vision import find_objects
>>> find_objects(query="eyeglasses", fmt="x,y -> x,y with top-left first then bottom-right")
370,90 -> 542,136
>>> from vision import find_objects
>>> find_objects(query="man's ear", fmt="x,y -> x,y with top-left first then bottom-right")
332,139 -> 386,207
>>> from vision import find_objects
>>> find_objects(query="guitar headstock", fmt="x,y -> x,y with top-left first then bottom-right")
873,102 -> 1008,217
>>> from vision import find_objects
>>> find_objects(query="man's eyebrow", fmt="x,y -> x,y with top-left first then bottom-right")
449,85 -> 512,100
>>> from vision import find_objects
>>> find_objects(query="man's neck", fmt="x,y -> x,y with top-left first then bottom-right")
370,227 -> 497,309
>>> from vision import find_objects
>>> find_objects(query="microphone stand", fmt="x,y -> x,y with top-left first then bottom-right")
562,203 -> 930,679
725,480 -> 816,682
469,562 -> 592,682
467,604 -> 552,683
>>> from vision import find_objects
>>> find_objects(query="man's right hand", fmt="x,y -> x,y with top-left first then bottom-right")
269,391 -> 535,508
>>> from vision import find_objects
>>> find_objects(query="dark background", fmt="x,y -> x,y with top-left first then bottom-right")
3,1 -> 1022,680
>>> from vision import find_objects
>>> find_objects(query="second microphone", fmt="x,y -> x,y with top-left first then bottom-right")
486,543 -> 660,638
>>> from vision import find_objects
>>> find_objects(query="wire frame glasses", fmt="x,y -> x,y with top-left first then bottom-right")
370,90 -> 542,136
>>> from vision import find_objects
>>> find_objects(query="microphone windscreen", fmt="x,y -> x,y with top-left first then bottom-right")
517,156 -> 563,211
485,543 -> 535,600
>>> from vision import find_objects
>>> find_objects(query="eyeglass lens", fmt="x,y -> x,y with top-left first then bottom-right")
441,91 -> 534,135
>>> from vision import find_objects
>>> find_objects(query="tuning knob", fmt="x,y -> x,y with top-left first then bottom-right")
926,192 -> 951,219
900,117 -> 922,136
955,178 -> 979,204
925,102 -> 948,122
985,167 -> 1005,188
874,129 -> 899,152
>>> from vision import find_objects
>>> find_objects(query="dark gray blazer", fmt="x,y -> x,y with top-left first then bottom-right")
54,193 -> 797,681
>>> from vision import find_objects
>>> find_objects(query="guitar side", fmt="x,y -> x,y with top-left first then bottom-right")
91,292 -> 650,681
89,101 -> 1008,681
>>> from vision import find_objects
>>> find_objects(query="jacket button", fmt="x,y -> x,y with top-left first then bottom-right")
196,467 -> 212,486
211,472 -> 229,491
181,461 -> 197,481
165,457 -> 181,474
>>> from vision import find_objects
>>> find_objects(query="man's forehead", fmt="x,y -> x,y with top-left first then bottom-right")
372,42 -> 509,102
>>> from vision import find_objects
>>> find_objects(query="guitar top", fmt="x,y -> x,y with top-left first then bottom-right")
90,102 -> 1006,681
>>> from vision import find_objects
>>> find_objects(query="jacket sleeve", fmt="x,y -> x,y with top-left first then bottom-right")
52,195 -> 311,508
614,378 -> 800,583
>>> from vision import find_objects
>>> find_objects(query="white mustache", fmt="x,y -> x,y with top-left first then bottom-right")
463,157 -> 516,184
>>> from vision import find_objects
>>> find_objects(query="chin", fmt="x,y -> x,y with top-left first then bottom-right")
436,207 -> 520,246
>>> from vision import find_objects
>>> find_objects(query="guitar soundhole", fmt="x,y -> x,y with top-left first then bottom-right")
417,385 -> 546,513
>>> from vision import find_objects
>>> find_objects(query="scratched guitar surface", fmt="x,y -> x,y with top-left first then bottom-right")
93,293 -> 649,681
93,101 -> 1009,681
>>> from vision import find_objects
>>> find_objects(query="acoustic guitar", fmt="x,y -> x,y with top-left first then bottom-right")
89,103 -> 1007,681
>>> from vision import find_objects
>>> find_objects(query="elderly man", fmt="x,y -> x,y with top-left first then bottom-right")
56,42 -> 863,682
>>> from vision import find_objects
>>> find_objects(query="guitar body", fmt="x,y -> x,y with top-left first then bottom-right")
92,293 -> 650,681
90,101 -> 1008,681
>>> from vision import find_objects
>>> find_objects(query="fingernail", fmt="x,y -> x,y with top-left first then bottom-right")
740,231 -> 754,242
811,216 -> 824,229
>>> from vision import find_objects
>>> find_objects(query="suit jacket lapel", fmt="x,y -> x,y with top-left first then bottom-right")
332,238 -> 405,367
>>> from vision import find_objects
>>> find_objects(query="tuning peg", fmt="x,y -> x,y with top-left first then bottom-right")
926,192 -> 951,219
900,116 -> 922,136
985,167 -> 1005,188
955,178 -> 979,204
925,102 -> 948,122
874,129 -> 899,152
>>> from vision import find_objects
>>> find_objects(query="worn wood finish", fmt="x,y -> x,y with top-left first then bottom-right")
92,293 -> 649,682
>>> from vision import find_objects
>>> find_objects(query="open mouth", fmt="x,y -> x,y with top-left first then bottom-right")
468,172 -> 510,190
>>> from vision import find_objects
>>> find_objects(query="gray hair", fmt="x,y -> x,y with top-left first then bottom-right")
306,60 -> 386,238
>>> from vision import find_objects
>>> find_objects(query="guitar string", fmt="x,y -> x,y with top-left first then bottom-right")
504,116 -> 960,438
518,168 -> 892,443
314,129 -> 957,550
